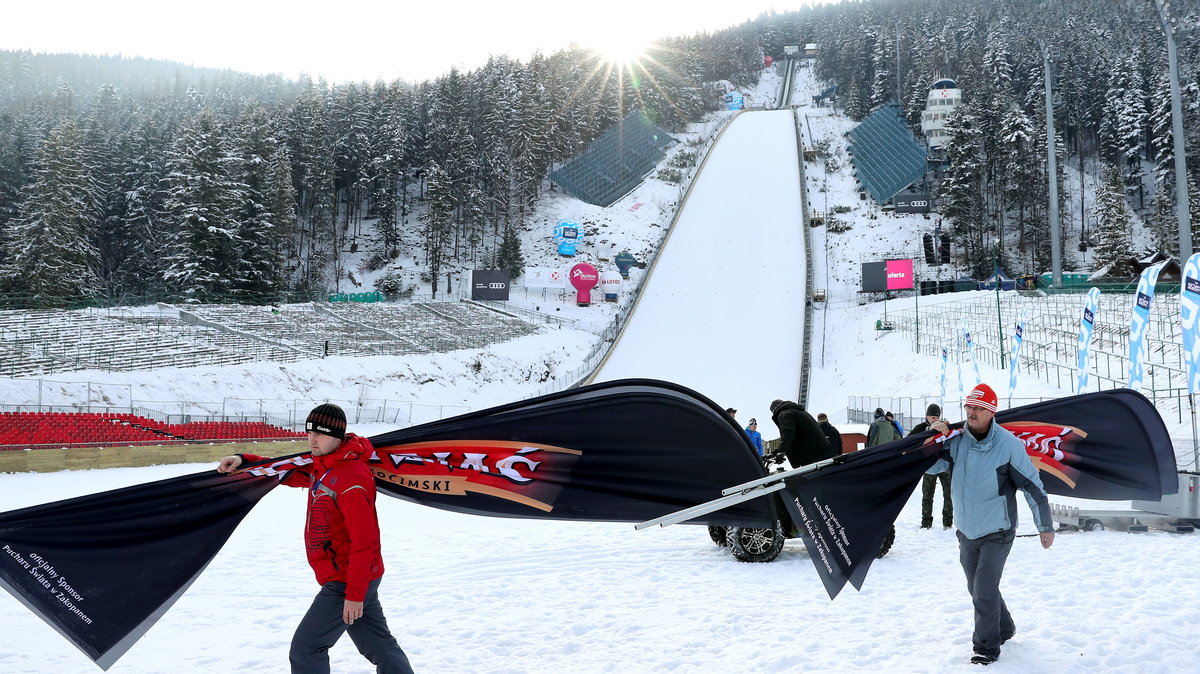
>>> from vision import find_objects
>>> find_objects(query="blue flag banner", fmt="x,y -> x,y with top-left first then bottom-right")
939,341 -> 949,405
1076,287 -> 1101,393
962,319 -> 982,385
1181,254 -> 1200,394
1008,309 -> 1027,400
1128,262 -> 1167,391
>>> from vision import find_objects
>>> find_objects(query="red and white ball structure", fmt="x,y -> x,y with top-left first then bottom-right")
599,269 -> 622,302
569,263 -> 599,306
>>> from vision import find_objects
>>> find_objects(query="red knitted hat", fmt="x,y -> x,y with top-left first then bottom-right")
964,384 -> 998,412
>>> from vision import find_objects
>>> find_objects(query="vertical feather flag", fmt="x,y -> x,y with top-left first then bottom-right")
1181,254 -> 1200,393
1008,309 -> 1027,400
1076,287 -> 1101,393
1128,261 -> 1167,391
961,318 -> 982,385
939,340 -> 949,407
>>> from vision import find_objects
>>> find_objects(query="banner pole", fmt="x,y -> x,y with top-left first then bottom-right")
720,457 -> 841,495
634,457 -> 848,531
633,482 -> 787,530
1191,393 -> 1198,473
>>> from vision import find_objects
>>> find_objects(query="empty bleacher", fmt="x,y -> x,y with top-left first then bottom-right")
0,300 -> 544,376
846,102 -> 929,204
0,411 -> 305,449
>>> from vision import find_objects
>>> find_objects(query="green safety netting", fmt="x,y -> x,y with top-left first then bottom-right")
550,110 -> 675,207
846,102 -> 928,205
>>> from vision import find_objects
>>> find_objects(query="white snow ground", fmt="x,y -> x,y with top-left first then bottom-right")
2,65 -> 1199,673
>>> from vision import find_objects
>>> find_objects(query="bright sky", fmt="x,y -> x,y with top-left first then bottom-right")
3,1 -> 832,84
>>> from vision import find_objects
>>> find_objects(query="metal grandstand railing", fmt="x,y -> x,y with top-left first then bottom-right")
0,299 -> 546,377
550,110 -> 676,207
886,290 -> 1192,424
795,107 -> 815,408
846,101 -> 928,204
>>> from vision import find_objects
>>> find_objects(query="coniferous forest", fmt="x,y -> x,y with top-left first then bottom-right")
0,0 -> 1196,306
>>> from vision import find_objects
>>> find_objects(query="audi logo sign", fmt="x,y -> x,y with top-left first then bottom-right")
894,194 -> 931,213
471,270 -> 511,301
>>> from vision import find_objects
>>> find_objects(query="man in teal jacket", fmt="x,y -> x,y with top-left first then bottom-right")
929,383 -> 1055,666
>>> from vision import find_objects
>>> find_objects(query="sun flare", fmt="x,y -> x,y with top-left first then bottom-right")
591,36 -> 650,66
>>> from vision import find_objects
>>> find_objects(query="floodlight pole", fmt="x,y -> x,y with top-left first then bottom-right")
1038,39 -> 1063,288
1152,0 -> 1192,260
995,246 -> 1006,370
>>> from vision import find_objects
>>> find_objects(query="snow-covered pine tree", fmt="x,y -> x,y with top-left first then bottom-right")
941,106 -> 989,276
369,81 -> 412,258
1092,162 -> 1135,278
115,107 -> 175,296
286,76 -> 337,292
160,109 -> 244,300
0,118 -> 102,301
510,66 -> 553,214
421,162 -> 454,297
869,26 -> 894,109
231,104 -> 290,300
494,222 -> 524,280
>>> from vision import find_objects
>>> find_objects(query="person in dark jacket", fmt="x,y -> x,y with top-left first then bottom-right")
768,399 -> 835,466
886,411 -> 904,436
816,412 -> 843,455
910,403 -> 952,529
866,407 -> 900,447
218,404 -> 414,674
744,418 -> 765,456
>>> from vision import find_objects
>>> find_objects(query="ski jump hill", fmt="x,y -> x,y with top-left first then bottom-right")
590,109 -> 810,430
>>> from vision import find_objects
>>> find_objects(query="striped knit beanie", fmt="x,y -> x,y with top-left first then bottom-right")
306,403 -> 347,439
964,384 -> 998,412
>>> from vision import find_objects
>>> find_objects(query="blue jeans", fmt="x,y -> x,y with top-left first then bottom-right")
957,529 -> 1016,658
290,578 -> 414,674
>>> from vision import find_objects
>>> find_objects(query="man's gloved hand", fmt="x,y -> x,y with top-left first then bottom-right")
769,451 -> 787,465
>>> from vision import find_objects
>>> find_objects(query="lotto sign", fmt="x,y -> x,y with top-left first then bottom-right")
525,267 -> 565,289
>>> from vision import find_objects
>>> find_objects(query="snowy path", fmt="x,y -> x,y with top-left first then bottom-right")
593,109 -> 807,426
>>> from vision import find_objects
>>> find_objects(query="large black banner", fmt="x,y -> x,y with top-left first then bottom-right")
367,379 -> 775,526
0,466 -> 282,669
0,379 -> 772,669
782,389 -> 1177,600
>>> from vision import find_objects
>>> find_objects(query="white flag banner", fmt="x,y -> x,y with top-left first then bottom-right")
1075,287 -> 1102,393
1127,262 -> 1167,391
1182,254 -> 1200,394
1008,309 -> 1027,400
961,318 -> 982,386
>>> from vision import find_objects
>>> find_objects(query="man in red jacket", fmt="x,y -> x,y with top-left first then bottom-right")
218,403 -> 413,673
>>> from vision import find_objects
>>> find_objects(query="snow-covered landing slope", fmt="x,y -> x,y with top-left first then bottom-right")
592,109 -> 806,427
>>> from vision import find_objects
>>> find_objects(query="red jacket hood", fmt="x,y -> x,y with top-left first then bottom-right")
311,433 -> 374,472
